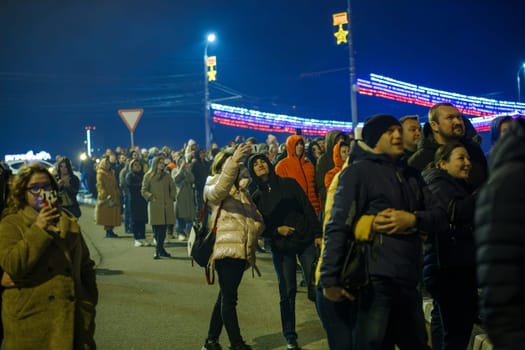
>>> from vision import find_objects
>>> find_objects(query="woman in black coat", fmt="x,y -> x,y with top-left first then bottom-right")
422,142 -> 478,350
248,153 -> 322,350
55,157 -> 82,218
125,159 -> 148,247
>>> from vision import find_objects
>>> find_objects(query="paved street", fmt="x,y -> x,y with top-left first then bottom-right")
78,204 -> 329,350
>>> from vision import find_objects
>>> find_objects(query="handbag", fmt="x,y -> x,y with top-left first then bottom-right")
188,200 -> 223,269
339,239 -> 369,295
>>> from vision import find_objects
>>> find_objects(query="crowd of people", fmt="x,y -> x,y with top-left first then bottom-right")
0,102 -> 523,349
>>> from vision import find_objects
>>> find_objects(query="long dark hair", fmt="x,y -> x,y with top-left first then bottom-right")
55,157 -> 74,178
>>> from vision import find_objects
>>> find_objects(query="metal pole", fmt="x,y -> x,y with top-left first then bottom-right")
130,131 -> 135,149
518,67 -> 522,102
347,0 -> 358,132
204,43 -> 211,150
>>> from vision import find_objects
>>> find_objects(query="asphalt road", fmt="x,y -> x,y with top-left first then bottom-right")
79,204 -> 329,350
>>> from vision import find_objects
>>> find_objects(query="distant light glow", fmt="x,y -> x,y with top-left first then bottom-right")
207,33 -> 216,43
5,150 -> 52,162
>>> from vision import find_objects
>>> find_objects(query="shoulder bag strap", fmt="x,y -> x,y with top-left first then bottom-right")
199,200 -> 208,222
211,201 -> 223,233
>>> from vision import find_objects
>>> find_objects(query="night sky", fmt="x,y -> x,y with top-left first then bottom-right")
1,0 -> 524,160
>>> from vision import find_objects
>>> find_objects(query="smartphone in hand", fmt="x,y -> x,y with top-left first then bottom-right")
42,190 -> 61,224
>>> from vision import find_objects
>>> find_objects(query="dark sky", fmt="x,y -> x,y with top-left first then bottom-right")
1,0 -> 524,160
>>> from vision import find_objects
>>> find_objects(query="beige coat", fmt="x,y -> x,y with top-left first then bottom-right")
204,157 -> 264,268
95,168 -> 121,226
141,172 -> 176,225
0,207 -> 98,350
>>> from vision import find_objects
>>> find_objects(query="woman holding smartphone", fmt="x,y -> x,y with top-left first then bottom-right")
0,163 -> 98,349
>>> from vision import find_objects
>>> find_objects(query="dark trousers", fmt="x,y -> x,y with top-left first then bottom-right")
356,277 -> 430,350
315,288 -> 355,349
272,243 -> 316,342
433,267 -> 477,350
431,301 -> 443,350
123,194 -> 131,232
152,224 -> 167,252
207,258 -> 246,347
132,220 -> 146,240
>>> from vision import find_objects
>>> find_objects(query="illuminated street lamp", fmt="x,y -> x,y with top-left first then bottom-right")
84,125 -> 96,157
517,63 -> 525,102
204,33 -> 216,150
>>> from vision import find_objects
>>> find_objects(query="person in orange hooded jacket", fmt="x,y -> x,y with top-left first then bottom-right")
275,135 -> 321,216
324,140 -> 350,191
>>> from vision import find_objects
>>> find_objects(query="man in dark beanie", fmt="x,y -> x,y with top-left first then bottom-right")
362,114 -> 402,148
319,113 -> 435,349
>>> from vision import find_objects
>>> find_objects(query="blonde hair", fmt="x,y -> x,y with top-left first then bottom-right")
145,156 -> 166,180
210,151 -> 233,175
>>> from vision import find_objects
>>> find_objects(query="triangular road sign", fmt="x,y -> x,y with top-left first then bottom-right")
118,109 -> 144,132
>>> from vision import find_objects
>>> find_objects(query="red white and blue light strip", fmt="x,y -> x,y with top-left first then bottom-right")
211,73 -> 525,135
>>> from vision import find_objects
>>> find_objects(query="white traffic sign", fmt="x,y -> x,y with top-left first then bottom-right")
118,109 -> 143,132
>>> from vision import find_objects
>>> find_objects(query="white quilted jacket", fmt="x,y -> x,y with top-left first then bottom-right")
204,157 -> 264,268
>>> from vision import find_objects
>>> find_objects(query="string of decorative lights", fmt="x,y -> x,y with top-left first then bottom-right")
359,74 -> 525,117
211,74 -> 524,135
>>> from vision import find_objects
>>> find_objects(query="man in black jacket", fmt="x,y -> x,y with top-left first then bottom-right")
248,153 -> 322,350
320,114 -> 434,349
475,118 -> 525,349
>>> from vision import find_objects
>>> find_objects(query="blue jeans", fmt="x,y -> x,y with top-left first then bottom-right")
272,243 -> 316,342
176,217 -> 192,234
315,288 -> 355,349
207,258 -> 246,347
356,277 -> 430,350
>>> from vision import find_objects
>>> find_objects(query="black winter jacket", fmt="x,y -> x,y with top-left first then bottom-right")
125,170 -> 148,222
475,118 -> 525,348
422,168 -> 477,292
321,141 -> 436,288
248,154 -> 321,252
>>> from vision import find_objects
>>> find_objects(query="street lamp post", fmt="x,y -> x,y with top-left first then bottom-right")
204,33 -> 216,150
517,63 -> 525,102
84,125 -> 96,157
347,0 -> 358,132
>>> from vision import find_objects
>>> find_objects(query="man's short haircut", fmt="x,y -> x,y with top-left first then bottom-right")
399,115 -> 419,125
428,103 -> 456,123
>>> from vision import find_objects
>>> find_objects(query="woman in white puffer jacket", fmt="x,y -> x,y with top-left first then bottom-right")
201,144 -> 264,350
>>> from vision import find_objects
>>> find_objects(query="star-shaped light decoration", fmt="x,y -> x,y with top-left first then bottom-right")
334,25 -> 348,45
208,67 -> 217,81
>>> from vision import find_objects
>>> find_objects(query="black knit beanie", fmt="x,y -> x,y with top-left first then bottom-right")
362,114 -> 401,147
